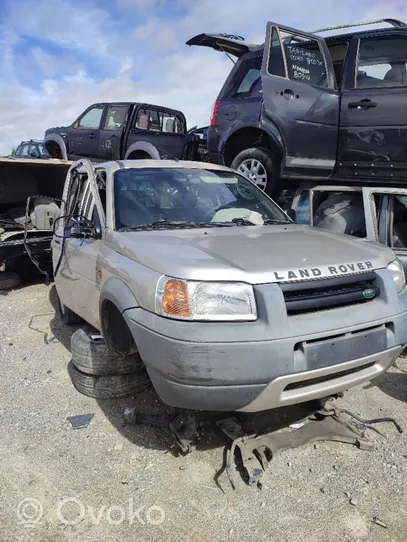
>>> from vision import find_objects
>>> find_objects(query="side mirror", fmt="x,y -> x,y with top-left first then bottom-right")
286,208 -> 296,222
30,151 -> 39,158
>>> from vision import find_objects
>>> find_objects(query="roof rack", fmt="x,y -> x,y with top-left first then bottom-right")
312,18 -> 406,34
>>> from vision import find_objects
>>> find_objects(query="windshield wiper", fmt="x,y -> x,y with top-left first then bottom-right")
263,218 -> 291,225
118,220 -> 234,232
231,218 -> 257,226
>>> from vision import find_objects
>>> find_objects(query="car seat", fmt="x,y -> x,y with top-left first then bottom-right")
384,63 -> 406,85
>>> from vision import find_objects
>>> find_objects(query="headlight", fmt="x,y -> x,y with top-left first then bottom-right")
155,277 -> 257,321
387,259 -> 406,294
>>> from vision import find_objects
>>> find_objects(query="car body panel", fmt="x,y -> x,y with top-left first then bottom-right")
52,159 -> 407,412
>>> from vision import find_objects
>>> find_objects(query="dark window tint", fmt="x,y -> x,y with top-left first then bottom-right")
356,35 -> 407,89
103,105 -> 128,130
282,34 -> 328,88
224,56 -> 262,98
267,26 -> 286,78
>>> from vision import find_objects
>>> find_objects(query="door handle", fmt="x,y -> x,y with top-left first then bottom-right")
53,239 -> 61,245
110,134 -> 117,139
348,100 -> 377,109
89,133 -> 96,139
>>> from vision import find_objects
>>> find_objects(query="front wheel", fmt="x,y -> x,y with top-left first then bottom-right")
231,147 -> 281,198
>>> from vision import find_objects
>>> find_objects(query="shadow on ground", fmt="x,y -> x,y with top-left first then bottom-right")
363,358 -> 407,405
47,284 -> 321,461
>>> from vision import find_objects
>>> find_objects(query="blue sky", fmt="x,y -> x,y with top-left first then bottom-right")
0,0 -> 404,154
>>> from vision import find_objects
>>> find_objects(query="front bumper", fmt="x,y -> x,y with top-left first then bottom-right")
124,302 -> 407,412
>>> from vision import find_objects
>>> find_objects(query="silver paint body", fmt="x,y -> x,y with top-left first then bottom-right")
52,159 -> 407,411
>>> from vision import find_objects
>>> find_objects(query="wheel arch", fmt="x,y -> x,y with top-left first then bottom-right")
44,134 -> 68,160
124,141 -> 161,160
99,278 -> 140,355
222,125 -> 284,167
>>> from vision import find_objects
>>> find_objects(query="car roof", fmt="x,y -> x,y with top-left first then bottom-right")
236,19 -> 407,59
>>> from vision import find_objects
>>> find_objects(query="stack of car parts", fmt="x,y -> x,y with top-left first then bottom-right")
68,326 -> 151,399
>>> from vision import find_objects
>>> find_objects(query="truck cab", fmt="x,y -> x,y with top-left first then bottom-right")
44,102 -> 194,163
187,19 -> 407,196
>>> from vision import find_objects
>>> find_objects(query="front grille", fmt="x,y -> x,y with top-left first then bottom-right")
281,272 -> 379,316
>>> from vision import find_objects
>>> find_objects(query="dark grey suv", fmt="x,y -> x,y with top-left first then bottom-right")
187,19 -> 407,196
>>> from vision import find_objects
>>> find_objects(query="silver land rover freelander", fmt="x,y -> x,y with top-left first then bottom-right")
52,159 -> 407,411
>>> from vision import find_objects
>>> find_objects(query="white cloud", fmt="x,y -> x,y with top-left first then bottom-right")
0,0 -> 402,155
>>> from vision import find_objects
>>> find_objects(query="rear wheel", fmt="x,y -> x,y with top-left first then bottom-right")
231,147 -> 281,198
58,294 -> 82,325
67,361 -> 150,399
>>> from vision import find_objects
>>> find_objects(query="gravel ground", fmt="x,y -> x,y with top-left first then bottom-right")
1,281 -> 407,542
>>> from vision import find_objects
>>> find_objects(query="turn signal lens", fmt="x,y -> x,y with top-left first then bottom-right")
162,279 -> 192,318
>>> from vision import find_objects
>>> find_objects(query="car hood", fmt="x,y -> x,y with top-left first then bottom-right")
112,224 -> 395,284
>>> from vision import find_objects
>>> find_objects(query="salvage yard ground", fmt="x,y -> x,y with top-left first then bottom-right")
1,282 -> 407,542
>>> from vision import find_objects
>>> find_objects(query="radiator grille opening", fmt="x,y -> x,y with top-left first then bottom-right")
281,272 -> 379,316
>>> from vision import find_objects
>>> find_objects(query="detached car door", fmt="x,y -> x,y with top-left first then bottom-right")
68,105 -> 105,160
261,22 -> 339,178
339,32 -> 407,179
363,187 -> 407,277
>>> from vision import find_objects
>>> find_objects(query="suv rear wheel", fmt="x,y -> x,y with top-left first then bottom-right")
231,147 -> 281,198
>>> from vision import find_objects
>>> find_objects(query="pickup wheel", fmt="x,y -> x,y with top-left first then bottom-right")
71,326 -> 145,376
67,361 -> 150,399
58,295 -> 82,325
231,147 -> 281,198
0,272 -> 20,291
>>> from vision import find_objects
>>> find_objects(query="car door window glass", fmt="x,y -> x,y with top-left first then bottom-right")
267,27 -> 286,78
313,192 -> 366,237
29,145 -> 39,158
161,112 -> 176,133
77,106 -> 104,129
267,26 -> 329,88
20,144 -> 30,157
356,36 -> 407,89
224,56 -> 262,98
135,108 -> 160,131
103,105 -> 127,130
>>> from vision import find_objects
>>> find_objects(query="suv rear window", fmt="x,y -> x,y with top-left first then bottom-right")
223,56 -> 262,98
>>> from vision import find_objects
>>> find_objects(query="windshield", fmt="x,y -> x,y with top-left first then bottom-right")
113,167 -> 290,230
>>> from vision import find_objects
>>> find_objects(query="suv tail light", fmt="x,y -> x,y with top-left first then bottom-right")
210,100 -> 221,126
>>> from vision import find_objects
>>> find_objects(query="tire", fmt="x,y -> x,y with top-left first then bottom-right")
58,294 -> 82,325
67,361 -> 150,399
231,147 -> 281,198
0,272 -> 20,291
71,326 -> 145,376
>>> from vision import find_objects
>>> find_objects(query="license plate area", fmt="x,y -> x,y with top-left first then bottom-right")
296,325 -> 387,371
